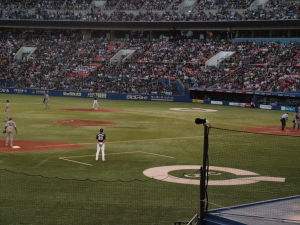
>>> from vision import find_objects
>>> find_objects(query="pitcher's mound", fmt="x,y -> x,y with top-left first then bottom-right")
55,120 -> 116,126
245,126 -> 300,136
63,108 -> 124,112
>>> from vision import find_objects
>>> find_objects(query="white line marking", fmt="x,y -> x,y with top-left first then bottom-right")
139,151 -> 175,159
62,154 -> 94,159
108,151 -> 144,155
59,151 -> 175,166
34,158 -> 51,167
62,151 -> 141,159
59,157 -> 93,166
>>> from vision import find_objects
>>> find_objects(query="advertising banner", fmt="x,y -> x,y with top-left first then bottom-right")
0,87 -> 190,103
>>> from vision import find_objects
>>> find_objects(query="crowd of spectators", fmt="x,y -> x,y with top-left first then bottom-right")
117,0 -> 146,10
192,0 -> 254,10
209,42 -> 300,92
143,0 -> 174,10
0,0 -> 299,21
65,0 -> 93,10
1,31 -> 299,95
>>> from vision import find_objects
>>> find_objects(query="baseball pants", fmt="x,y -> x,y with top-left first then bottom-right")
96,142 -> 105,161
6,132 -> 14,147
280,118 -> 286,130
93,100 -> 99,109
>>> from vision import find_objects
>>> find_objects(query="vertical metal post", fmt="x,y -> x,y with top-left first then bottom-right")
199,123 -> 209,224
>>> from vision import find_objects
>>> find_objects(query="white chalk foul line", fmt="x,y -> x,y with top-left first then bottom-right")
59,157 -> 93,166
61,151 -> 141,159
139,151 -> 175,159
59,151 -> 175,166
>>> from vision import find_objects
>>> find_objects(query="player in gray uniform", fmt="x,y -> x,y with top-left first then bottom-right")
293,112 -> 300,130
4,117 -> 17,148
43,91 -> 49,109
96,128 -> 106,161
5,100 -> 10,121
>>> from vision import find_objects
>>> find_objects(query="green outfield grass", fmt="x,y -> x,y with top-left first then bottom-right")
0,94 -> 299,225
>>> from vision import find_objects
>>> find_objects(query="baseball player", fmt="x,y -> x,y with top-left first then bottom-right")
92,94 -> 99,110
280,112 -> 289,131
96,128 -> 106,161
4,117 -> 17,148
293,112 -> 300,130
5,100 -> 10,121
43,91 -> 49,109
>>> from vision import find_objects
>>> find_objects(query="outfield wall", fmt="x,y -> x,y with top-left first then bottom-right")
190,87 -> 300,112
0,87 -> 298,112
192,99 -> 298,112
0,87 -> 190,102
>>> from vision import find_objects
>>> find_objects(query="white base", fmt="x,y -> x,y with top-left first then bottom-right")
12,146 -> 21,149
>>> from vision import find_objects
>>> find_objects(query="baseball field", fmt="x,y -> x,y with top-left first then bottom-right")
0,94 -> 299,225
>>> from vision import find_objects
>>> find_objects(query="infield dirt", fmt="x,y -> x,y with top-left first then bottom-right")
54,120 -> 117,126
0,140 -> 84,152
63,108 -> 124,112
245,126 -> 300,136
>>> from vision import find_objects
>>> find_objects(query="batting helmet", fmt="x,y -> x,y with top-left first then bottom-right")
100,128 -> 104,132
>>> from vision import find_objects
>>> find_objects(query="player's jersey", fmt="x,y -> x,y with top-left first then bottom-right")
5,120 -> 16,132
96,133 -> 106,142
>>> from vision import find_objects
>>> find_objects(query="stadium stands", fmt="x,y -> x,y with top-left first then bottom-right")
0,0 -> 299,21
0,1 -> 299,95
0,30 -> 299,94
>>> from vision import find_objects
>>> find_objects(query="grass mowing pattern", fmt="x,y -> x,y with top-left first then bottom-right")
0,94 -> 299,224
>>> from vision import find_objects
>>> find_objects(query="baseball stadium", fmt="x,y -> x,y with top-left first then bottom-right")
0,0 -> 300,225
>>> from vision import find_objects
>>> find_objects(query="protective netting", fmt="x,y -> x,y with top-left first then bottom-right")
206,126 -> 300,222
1,127 -> 299,225
0,168 -> 199,225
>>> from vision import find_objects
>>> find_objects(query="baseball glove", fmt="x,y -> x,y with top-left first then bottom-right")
2,130 -> 6,133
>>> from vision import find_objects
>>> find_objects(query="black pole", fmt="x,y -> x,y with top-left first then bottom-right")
198,121 -> 209,224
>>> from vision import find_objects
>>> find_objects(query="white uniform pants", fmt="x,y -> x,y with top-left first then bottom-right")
44,100 -> 49,109
96,142 -> 105,161
5,111 -> 10,121
6,131 -> 14,147
93,100 -> 99,109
